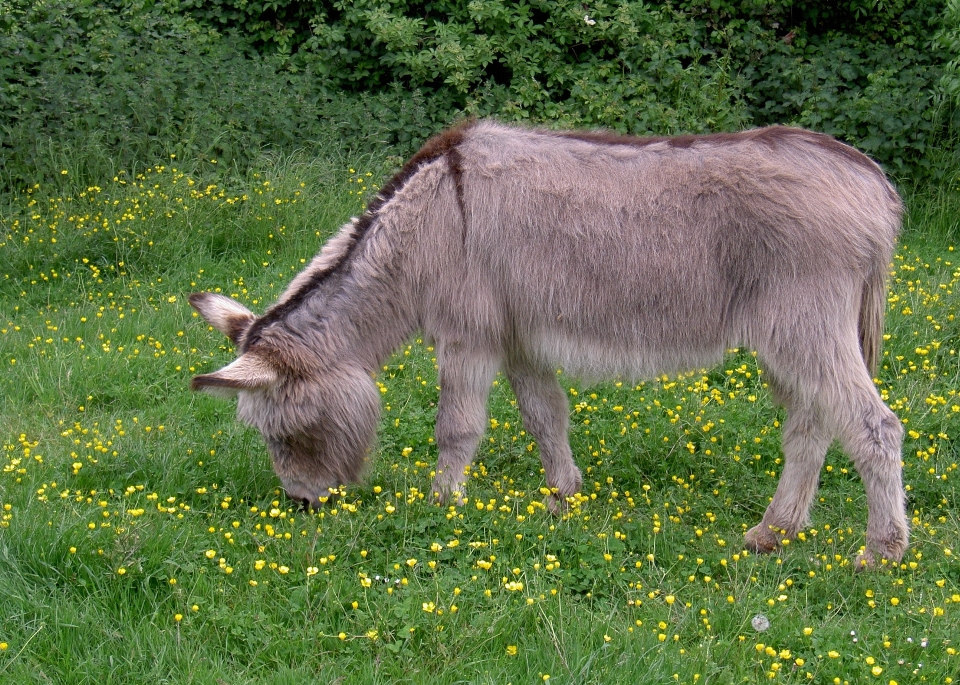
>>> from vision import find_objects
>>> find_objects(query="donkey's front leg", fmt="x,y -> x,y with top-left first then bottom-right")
744,407 -> 832,554
431,347 -> 500,504
506,365 -> 582,512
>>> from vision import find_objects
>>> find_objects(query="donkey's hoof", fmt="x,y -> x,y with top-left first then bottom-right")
544,490 -> 582,515
283,483 -> 340,511
854,550 -> 876,571
856,534 -> 907,570
299,493 -> 340,511
744,524 -> 782,554
430,480 -> 465,507
545,494 -> 567,516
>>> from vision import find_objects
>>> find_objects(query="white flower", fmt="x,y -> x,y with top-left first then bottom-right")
584,15 -> 596,26
751,614 -> 770,632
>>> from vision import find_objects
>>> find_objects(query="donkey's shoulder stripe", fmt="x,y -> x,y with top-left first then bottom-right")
242,119 -> 478,351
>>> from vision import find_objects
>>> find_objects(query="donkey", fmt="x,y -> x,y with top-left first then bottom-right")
190,119 -> 908,566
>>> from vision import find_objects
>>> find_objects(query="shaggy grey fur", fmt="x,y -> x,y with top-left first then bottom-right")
191,120 -> 907,566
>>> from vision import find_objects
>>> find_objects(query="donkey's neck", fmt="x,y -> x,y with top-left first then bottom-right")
260,223 -> 418,375
320,268 -> 418,372
253,155 -> 454,373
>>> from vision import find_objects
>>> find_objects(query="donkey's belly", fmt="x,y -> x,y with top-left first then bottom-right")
526,328 -> 727,381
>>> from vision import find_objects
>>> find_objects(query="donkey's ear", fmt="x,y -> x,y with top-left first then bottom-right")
191,353 -> 278,397
189,292 -> 256,345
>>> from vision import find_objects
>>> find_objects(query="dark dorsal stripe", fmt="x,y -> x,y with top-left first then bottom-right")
547,125 -> 886,178
241,118 -> 478,352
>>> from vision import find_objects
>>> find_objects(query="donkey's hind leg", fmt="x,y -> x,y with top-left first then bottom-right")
431,347 -> 500,504
506,365 -> 582,511
752,340 -> 907,566
828,365 -> 908,566
744,393 -> 832,554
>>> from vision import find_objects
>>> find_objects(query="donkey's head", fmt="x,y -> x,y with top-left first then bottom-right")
189,292 -> 380,506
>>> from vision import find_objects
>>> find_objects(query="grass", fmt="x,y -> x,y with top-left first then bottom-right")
0,153 -> 958,685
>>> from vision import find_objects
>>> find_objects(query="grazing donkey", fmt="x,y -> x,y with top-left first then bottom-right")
190,119 -> 908,566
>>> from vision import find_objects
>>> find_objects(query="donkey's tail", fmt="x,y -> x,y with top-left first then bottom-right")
859,264 -> 887,377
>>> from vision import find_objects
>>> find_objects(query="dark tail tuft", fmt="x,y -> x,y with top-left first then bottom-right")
859,266 -> 887,376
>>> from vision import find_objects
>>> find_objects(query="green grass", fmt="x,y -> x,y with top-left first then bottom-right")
1,155 -> 959,684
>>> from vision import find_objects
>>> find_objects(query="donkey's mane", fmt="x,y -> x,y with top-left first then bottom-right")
242,118 -> 477,351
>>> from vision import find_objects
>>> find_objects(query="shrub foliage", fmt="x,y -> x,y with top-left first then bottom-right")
0,0 -> 955,190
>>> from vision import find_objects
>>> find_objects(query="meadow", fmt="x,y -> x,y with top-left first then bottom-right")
0,152 -> 958,684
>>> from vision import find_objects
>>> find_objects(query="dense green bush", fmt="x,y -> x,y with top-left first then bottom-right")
938,0 -> 960,104
0,1 -> 450,191
173,0 -> 953,179
683,0 -> 949,177
1,2 -> 258,186
0,0 -> 956,191
299,0 -> 748,134
746,38 -> 942,177
172,0 -> 753,133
